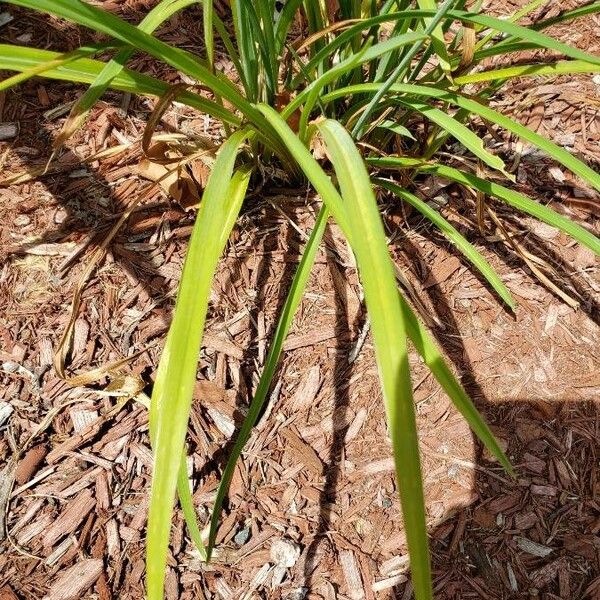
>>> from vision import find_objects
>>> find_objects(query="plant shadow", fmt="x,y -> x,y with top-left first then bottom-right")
295,213 -> 598,598
424,396 -> 599,600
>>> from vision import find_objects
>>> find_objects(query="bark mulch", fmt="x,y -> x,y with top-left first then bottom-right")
1,1 -> 599,598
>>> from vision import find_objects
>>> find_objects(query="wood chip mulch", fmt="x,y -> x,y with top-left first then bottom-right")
1,1 -> 599,599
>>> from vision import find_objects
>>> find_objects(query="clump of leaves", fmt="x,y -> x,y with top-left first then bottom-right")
2,1 -> 599,598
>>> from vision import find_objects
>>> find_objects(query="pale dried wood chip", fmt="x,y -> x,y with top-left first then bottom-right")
93,408 -> 146,449
382,530 -> 407,553
544,304 -> 560,334
215,578 -> 235,600
72,317 -> 90,358
242,564 -> 271,598
507,562 -> 518,591
361,457 -> 394,474
46,418 -> 105,463
0,123 -> 18,141
16,513 -> 53,546
195,380 -> 231,404
339,550 -> 365,600
554,459 -> 572,487
69,407 -> 99,433
129,497 -> 150,531
207,407 -> 236,438
55,466 -> 103,498
280,428 -> 324,475
25,242 -> 77,257
0,402 -> 13,427
120,524 -> 140,543
45,537 -> 74,567
345,408 -> 367,441
9,498 -> 44,535
203,333 -> 244,359
129,441 -> 154,469
530,484 -> 557,496
379,554 -> 410,576
95,470 -> 111,510
43,558 -> 103,600
514,536 -> 553,557
290,365 -> 321,411
270,538 -> 301,568
98,434 -> 130,461
70,450 -> 113,470
514,511 -> 537,530
257,311 -> 266,363
105,518 -> 120,560
372,573 -> 408,592
282,326 -> 337,351
12,466 -> 55,496
42,489 -> 96,547
165,568 -> 179,600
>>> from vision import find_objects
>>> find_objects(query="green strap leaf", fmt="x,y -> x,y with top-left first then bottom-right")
459,9 -> 600,66
350,0 -> 456,138
291,7 -> 600,89
292,32 -> 426,139
202,0 -> 214,70
147,130 -> 251,600
369,156 -> 600,256
282,32 -> 426,121
0,44 -> 242,126
257,105 -> 433,600
317,119 -> 431,600
418,163 -> 600,256
454,59 -> 600,85
416,0 -> 452,72
481,3 -> 600,59
322,83 -> 600,194
0,42 -> 116,92
393,97 -> 512,179
275,0 -> 304,53
375,119 -> 416,140
5,0 -> 245,107
176,451 -> 207,560
374,178 -> 515,309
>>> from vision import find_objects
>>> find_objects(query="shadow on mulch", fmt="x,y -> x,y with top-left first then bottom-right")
4,86 -> 600,600
296,230 -> 598,598
424,397 -> 599,600
303,388 -> 598,598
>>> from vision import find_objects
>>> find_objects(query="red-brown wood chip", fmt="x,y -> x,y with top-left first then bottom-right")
43,559 -> 103,600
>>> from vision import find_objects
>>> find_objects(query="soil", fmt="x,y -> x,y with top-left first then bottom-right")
0,1 -> 599,599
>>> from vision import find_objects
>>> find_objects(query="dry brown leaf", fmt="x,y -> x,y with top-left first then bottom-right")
136,142 -> 201,211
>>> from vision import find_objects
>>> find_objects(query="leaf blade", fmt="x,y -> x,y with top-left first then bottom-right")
375,178 -> 515,309
322,82 -> 600,194
147,131 -> 251,600
317,119 -> 431,600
